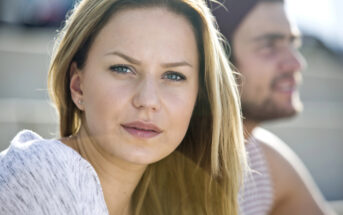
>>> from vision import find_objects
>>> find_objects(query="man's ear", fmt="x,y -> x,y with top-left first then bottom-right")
70,62 -> 84,110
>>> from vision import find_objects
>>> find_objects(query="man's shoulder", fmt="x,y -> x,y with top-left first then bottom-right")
251,127 -> 317,203
252,127 -> 285,147
251,127 -> 295,162
250,127 -> 304,187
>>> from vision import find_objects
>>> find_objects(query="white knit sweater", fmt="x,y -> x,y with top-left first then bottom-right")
0,130 -> 108,215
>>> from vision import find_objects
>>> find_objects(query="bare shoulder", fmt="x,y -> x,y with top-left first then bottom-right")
252,127 -> 292,160
252,127 -> 300,198
252,127 -> 335,215
252,127 -> 300,178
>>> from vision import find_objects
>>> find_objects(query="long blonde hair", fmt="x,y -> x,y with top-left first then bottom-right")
48,0 -> 247,214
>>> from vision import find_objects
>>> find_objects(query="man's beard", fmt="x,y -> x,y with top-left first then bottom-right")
242,92 -> 303,123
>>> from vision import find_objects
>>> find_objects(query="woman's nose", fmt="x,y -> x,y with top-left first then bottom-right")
132,77 -> 161,112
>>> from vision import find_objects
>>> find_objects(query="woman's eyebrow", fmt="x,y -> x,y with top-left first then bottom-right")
161,61 -> 193,68
105,51 -> 193,68
105,51 -> 141,65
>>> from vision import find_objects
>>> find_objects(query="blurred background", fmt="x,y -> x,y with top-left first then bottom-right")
0,0 -> 342,213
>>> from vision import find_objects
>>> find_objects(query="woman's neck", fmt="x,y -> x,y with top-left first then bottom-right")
62,126 -> 146,215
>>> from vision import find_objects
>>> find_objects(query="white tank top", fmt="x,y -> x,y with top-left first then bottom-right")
239,137 -> 274,215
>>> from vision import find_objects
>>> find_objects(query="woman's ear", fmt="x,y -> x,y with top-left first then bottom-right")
70,62 -> 84,111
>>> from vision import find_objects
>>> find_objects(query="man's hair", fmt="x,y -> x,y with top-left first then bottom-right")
212,0 -> 285,62
212,0 -> 284,42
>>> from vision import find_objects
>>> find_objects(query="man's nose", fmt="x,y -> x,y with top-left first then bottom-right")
279,47 -> 307,72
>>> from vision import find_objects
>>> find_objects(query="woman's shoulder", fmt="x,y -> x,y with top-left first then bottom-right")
1,130 -> 81,169
0,130 -> 101,185
0,130 -> 108,214
0,130 -> 83,189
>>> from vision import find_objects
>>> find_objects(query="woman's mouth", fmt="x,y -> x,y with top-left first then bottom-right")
121,121 -> 162,139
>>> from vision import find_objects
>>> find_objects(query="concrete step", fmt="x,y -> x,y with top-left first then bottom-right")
0,98 -> 58,151
0,50 -> 50,99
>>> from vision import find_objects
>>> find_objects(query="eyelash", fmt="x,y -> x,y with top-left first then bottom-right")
109,65 -> 186,81
163,71 -> 186,81
109,64 -> 134,74
264,41 -> 276,48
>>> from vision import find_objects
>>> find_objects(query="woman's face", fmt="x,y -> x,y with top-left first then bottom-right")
70,7 -> 199,165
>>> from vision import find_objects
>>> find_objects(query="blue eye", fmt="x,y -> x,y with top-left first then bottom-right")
109,65 -> 133,74
163,72 -> 186,81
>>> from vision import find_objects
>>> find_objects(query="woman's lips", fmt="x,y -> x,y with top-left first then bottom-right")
121,121 -> 162,139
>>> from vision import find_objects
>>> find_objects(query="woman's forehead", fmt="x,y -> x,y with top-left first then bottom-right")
88,7 -> 199,66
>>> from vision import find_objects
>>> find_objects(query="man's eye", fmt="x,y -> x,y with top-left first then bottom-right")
259,41 -> 280,55
264,41 -> 276,49
163,72 -> 186,81
109,65 -> 133,74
